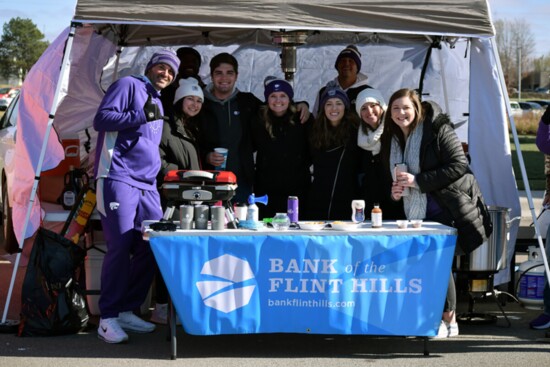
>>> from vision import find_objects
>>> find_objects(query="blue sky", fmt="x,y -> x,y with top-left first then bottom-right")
1,0 -> 549,57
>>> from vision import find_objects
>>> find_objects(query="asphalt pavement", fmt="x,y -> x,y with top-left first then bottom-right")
0,296 -> 549,367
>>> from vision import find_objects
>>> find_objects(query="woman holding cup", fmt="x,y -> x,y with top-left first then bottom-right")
380,88 -> 492,338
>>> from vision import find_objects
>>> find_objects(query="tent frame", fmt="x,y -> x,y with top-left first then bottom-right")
2,1 -> 549,326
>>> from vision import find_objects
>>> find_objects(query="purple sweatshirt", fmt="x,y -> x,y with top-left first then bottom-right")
94,75 -> 164,190
536,119 -> 550,155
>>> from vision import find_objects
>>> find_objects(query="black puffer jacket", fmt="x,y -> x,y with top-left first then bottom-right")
416,101 -> 493,254
158,117 -> 201,182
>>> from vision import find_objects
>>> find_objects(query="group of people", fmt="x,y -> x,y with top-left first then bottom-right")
91,45 -> 493,343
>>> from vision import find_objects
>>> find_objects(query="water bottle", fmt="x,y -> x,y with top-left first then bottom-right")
246,195 -> 259,222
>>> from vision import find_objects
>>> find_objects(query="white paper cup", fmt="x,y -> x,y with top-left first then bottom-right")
214,147 -> 228,170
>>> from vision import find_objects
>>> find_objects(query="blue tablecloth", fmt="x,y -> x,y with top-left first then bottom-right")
149,224 -> 456,337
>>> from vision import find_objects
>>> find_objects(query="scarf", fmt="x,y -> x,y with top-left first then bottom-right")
357,121 -> 384,155
389,123 -> 426,219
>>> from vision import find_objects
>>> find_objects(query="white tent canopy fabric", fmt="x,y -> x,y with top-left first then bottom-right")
11,0 -> 521,288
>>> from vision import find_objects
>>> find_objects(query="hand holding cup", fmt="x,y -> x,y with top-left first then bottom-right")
214,147 -> 228,170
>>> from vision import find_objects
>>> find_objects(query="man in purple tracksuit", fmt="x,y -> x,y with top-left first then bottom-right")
93,49 -> 180,344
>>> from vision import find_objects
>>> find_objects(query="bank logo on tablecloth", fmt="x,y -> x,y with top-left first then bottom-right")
195,254 -> 256,313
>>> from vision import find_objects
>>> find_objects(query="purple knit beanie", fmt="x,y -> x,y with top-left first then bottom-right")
263,77 -> 294,101
320,87 -> 350,110
145,49 -> 181,81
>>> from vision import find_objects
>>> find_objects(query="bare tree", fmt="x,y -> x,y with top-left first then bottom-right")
494,18 -> 536,89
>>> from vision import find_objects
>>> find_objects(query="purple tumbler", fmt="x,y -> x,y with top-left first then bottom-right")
287,196 -> 299,223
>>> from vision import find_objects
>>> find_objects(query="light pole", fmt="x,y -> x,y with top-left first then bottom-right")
517,47 -> 522,100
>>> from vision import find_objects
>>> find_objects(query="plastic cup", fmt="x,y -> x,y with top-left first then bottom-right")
214,147 -> 228,170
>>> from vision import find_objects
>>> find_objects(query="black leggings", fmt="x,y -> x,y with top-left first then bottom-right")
445,271 -> 456,312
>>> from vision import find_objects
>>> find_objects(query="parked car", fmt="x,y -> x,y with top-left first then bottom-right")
535,87 -> 550,94
0,87 -> 20,111
519,101 -> 544,117
527,100 -> 550,109
0,92 -> 19,248
0,86 -> 19,99
510,101 -> 523,118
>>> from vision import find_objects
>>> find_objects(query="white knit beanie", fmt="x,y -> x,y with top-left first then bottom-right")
355,88 -> 387,117
173,77 -> 204,105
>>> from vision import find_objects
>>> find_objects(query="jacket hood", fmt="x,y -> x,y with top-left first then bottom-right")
204,82 -> 239,104
422,100 -> 452,132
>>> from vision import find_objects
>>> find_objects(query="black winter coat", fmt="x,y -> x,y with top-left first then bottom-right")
251,109 -> 312,219
199,91 -> 259,196
306,128 -> 361,221
415,101 -> 493,254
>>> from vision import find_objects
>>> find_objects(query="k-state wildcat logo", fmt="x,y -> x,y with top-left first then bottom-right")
195,254 -> 256,313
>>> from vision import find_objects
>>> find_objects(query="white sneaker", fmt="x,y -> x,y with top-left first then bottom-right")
118,311 -> 156,333
433,320 -> 460,338
98,318 -> 129,344
434,320 -> 450,338
150,303 -> 181,325
448,322 -> 459,337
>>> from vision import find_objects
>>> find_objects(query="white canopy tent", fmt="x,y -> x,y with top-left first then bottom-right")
3,0 -> 549,323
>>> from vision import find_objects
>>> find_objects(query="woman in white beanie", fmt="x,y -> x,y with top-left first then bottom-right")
158,77 -> 204,176
356,88 -> 403,219
153,77 -> 204,324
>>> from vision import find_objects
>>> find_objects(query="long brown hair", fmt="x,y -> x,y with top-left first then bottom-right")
309,108 -> 359,150
173,97 -> 201,140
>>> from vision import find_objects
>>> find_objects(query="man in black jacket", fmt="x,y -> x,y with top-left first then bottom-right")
200,52 -> 310,204
199,53 -> 258,203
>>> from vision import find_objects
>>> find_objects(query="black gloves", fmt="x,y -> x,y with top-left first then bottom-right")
143,95 -> 163,122
543,105 -> 550,125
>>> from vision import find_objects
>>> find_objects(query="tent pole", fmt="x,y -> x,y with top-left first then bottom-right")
437,46 -> 451,113
112,45 -> 123,82
490,38 -> 550,285
1,24 -> 79,325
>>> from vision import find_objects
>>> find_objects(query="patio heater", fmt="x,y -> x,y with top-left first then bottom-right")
271,31 -> 308,82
